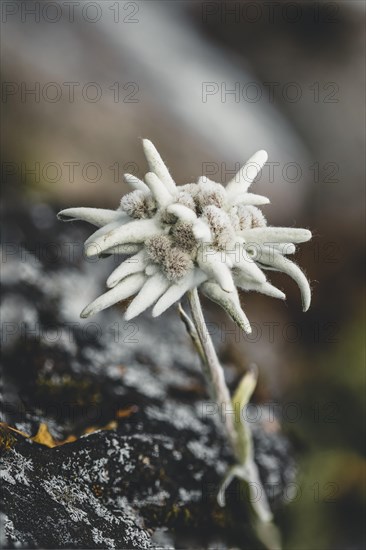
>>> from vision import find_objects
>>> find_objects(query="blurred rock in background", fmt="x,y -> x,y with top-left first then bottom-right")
1,207 -> 295,549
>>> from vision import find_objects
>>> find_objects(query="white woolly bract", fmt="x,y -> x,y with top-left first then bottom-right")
58,140 -> 312,326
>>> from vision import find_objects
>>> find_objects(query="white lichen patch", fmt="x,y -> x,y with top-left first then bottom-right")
105,438 -> 135,474
40,327 -> 78,355
187,440 -> 227,474
146,402 -> 209,435
42,477 -> 91,525
39,471 -> 150,548
0,450 -> 34,487
178,487 -> 202,504
172,450 -> 182,461
73,456 -> 111,484
0,514 -> 13,546
91,527 -> 116,548
0,512 -> 30,549
133,489 -> 170,508
123,365 -> 166,399
114,497 -> 151,548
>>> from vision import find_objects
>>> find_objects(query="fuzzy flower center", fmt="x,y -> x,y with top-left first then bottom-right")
124,181 -> 268,283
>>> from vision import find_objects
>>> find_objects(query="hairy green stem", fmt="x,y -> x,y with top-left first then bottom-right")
187,288 -> 238,458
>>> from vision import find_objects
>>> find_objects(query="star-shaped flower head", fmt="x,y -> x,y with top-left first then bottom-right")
58,140 -> 312,333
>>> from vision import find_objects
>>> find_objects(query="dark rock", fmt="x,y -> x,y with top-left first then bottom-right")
0,204 -> 295,549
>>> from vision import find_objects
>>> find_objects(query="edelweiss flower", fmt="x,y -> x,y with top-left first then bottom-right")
58,140 -> 311,332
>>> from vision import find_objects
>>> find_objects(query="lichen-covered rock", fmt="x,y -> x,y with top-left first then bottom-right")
0,205 -> 295,549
